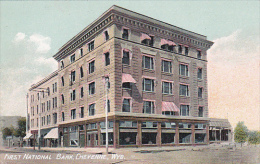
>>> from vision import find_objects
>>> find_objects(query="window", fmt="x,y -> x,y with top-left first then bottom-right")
70,71 -> 76,84
54,83 -> 57,92
61,76 -> 64,86
122,99 -> 131,112
197,68 -> 202,79
104,52 -> 110,66
162,111 -> 175,116
104,31 -> 109,41
141,34 -> 153,47
141,121 -> 157,128
180,84 -> 189,96
89,82 -> 95,95
52,98 -> 55,108
89,60 -> 95,74
178,45 -> 182,53
42,91 -> 44,98
54,97 -> 57,108
122,50 -> 130,65
46,101 -> 49,111
180,105 -> 189,116
122,82 -> 131,89
105,77 -> 110,89
142,78 -> 154,92
88,41 -> 94,51
53,113 -> 57,124
119,121 -> 137,128
37,105 -> 38,114
47,87 -> 50,96
61,61 -> 64,69
89,103 -> 95,116
62,112 -> 65,121
122,28 -> 129,39
37,93 -> 39,100
197,51 -> 202,59
161,44 -> 174,52
70,54 -> 75,63
179,64 -> 189,76
198,107 -> 203,117
87,123 -> 96,130
80,107 -> 84,118
80,48 -> 83,56
107,100 -> 110,113
161,60 -> 172,73
71,109 -> 76,119
80,87 -> 84,98
198,87 -> 203,98
185,47 -> 189,56
142,55 -> 154,70
61,94 -> 64,104
36,118 -> 38,127
80,66 -> 84,78
52,84 -> 55,93
71,89 -> 76,101
143,101 -> 155,114
162,81 -> 173,94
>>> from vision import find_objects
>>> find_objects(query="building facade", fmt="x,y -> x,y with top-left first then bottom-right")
28,5 -> 227,148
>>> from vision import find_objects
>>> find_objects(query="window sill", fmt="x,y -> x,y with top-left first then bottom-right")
162,93 -> 174,96
161,72 -> 173,76
122,88 -> 131,91
179,95 -> 190,98
142,68 -> 155,73
142,91 -> 155,94
197,78 -> 203,82
179,75 -> 189,79
122,64 -> 131,67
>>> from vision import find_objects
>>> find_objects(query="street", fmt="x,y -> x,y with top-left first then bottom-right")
0,144 -> 259,164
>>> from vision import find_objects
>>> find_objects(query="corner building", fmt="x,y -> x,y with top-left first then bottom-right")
29,5 -> 219,148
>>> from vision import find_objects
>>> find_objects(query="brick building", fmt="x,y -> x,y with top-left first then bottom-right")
28,5 -> 231,148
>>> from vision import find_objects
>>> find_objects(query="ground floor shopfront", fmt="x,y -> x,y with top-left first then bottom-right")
58,114 -> 210,148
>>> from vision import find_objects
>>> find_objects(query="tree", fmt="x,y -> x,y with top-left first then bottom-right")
234,121 -> 248,147
14,117 -> 26,138
1,126 -> 15,139
248,131 -> 260,145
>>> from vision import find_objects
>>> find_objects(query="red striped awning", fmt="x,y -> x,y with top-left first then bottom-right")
122,73 -> 136,83
161,39 -> 176,46
162,101 -> 180,112
141,33 -> 151,41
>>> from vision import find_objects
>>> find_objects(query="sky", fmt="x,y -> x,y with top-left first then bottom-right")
0,1 -> 259,131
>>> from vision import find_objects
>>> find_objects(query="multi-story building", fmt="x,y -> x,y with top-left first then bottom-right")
28,5 -> 231,148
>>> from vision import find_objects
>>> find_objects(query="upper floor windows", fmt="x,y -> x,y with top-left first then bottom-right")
141,33 -> 154,47
61,61 -> 64,69
89,82 -> 95,95
178,45 -> 182,54
180,84 -> 189,96
198,87 -> 203,98
70,71 -> 76,83
89,60 -> 95,74
52,82 -> 57,93
61,112 -> 65,121
104,31 -> 109,41
161,39 -> 175,52
71,109 -> 76,120
80,87 -> 84,98
122,98 -> 131,112
61,76 -> 64,86
180,105 -> 189,116
122,28 -> 129,40
143,101 -> 155,114
162,81 -> 173,94
197,68 -> 202,79
61,94 -> 64,104
70,89 -> 76,101
161,60 -> 172,73
104,52 -> 110,66
142,55 -> 154,70
142,78 -> 154,92
197,50 -> 202,59
122,50 -> 130,65
198,106 -> 203,117
88,41 -> 94,52
70,54 -> 75,63
80,48 -> 83,57
80,66 -> 84,78
179,64 -> 189,76
89,103 -> 95,116
185,47 -> 189,56
80,107 -> 84,118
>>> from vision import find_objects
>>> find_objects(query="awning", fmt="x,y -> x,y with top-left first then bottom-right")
122,73 -> 136,83
23,133 -> 33,140
162,101 -> 180,112
44,128 -> 58,139
161,39 -> 176,46
141,33 -> 151,41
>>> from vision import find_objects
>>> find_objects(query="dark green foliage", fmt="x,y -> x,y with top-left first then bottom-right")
248,131 -> 260,145
234,121 -> 248,146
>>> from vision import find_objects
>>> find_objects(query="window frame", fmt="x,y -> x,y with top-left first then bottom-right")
161,59 -> 172,73
122,98 -> 131,112
122,28 -> 129,40
179,63 -> 189,76
88,60 -> 95,74
179,84 -> 189,97
88,81 -> 95,95
142,77 -> 155,92
180,105 -> 189,116
198,106 -> 204,117
70,54 -> 75,63
104,52 -> 110,66
88,41 -> 94,52
143,100 -> 155,114
198,87 -> 203,98
197,68 -> 202,79
162,81 -> 173,95
142,55 -> 154,70
122,49 -> 130,65
88,103 -> 95,116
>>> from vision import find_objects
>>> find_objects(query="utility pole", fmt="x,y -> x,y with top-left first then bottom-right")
105,77 -> 109,154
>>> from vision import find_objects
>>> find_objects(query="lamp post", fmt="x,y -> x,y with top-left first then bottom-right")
105,77 -> 109,154
31,88 -> 48,150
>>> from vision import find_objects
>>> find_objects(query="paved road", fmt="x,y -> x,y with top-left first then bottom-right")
0,145 -> 259,164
